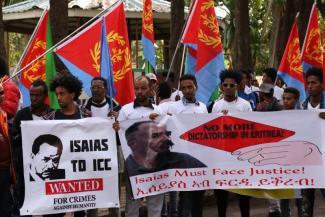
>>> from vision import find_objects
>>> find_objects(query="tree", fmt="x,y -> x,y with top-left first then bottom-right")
231,0 -> 252,70
169,0 -> 184,87
49,0 -> 68,71
0,0 -> 7,59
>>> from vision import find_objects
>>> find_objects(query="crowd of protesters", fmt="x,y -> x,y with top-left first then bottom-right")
0,55 -> 325,217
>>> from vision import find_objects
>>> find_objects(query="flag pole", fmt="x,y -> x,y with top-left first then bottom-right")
4,0 -> 122,84
177,45 -> 187,91
165,1 -> 196,81
12,9 -> 48,76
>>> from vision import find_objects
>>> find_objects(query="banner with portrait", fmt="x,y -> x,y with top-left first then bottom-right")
20,118 -> 119,215
119,110 -> 325,199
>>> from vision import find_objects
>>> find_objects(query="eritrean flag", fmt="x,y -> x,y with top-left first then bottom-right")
142,0 -> 156,69
18,10 -> 59,109
277,19 -> 305,101
55,1 -> 134,105
301,3 -> 322,74
181,0 -> 225,105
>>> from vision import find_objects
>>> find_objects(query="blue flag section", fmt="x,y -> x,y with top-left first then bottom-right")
100,17 -> 116,99
195,53 -> 224,105
142,35 -> 156,70
277,71 -> 306,102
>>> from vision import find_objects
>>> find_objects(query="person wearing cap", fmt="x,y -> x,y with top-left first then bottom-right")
146,73 -> 158,104
256,82 -> 282,217
256,83 -> 282,111
262,68 -> 284,103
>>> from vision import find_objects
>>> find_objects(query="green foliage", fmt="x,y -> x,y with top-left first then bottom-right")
8,32 -> 26,68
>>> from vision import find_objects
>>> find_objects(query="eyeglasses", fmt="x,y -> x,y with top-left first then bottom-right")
222,83 -> 237,88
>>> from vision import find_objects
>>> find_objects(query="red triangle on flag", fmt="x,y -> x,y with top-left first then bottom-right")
180,116 -> 295,152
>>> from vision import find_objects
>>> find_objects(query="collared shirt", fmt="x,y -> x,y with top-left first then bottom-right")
168,98 -> 207,114
118,102 -> 162,121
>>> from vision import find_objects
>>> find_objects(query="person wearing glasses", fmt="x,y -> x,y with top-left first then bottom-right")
212,70 -> 252,114
211,70 -> 252,217
124,121 -> 206,177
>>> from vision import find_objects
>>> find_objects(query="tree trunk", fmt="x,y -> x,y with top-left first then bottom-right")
49,0 -> 68,71
296,1 -> 314,45
231,0 -> 251,70
0,0 -> 7,59
169,0 -> 184,87
268,1 -> 283,67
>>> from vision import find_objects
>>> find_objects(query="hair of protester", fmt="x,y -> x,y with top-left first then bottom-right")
0,57 -> 9,77
180,74 -> 197,87
32,134 -> 63,155
263,68 -> 277,83
305,67 -> 323,83
125,121 -> 153,141
50,73 -> 83,101
284,87 -> 300,100
135,75 -> 152,88
31,79 -> 48,95
239,69 -> 252,80
220,69 -> 242,84
91,77 -> 108,89
158,81 -> 172,99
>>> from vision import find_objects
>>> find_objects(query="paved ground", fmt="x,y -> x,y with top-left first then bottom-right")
51,189 -> 325,217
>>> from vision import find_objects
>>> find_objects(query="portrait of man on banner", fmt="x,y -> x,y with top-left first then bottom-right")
124,121 -> 206,177
29,134 -> 66,181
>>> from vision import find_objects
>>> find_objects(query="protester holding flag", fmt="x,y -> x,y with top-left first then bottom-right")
113,75 -> 163,217
211,70 -> 251,217
12,79 -> 55,216
300,67 -> 325,217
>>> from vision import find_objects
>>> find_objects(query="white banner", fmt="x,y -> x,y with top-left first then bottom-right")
20,118 -> 119,215
119,110 -> 325,199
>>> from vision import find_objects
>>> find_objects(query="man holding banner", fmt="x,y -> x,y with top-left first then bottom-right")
113,75 -> 163,217
167,74 -> 207,217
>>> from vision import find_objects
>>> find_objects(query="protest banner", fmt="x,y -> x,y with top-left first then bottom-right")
118,110 -> 325,199
20,118 -> 119,215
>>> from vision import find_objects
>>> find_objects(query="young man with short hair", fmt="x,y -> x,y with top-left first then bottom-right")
167,74 -> 207,217
211,70 -> 251,217
50,73 -> 88,217
280,87 -> 302,217
300,67 -> 325,217
12,79 -> 55,215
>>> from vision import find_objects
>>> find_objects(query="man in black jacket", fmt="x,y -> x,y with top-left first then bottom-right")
12,79 -> 55,215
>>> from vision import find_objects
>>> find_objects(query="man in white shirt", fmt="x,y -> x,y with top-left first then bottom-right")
113,76 -> 163,217
212,71 -> 252,114
167,74 -> 207,217
211,69 -> 251,217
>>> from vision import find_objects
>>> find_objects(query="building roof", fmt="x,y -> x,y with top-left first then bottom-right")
3,0 -> 228,40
